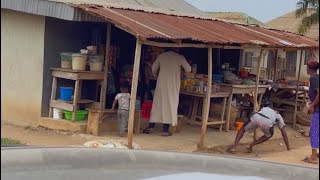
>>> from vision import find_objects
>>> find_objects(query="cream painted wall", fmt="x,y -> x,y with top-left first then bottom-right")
1,9 -> 45,126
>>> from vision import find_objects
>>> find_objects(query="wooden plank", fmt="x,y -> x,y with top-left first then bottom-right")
190,97 -> 200,124
134,110 -> 141,134
52,69 -> 105,80
140,39 -> 222,49
253,49 -> 264,140
180,91 -> 229,98
293,50 -> 304,128
49,77 -> 57,118
77,73 -> 105,80
50,100 -> 74,111
52,70 -> 77,80
72,80 -> 80,121
86,110 -> 101,136
225,93 -> 233,131
100,23 -> 112,113
220,97 -> 227,132
274,50 -> 278,81
198,47 -> 213,149
127,41 -> 142,149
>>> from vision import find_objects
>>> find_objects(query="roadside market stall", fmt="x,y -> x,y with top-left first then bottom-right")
34,1 -> 319,150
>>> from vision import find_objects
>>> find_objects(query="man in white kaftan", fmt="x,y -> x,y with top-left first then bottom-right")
143,48 -> 191,136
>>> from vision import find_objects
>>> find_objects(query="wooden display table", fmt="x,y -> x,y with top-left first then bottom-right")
269,84 -> 308,107
218,84 -> 270,131
180,91 -> 230,132
48,68 -> 105,121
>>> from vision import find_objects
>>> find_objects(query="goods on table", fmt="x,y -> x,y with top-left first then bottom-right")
60,52 -> 73,69
59,87 -> 74,101
72,53 -> 87,71
53,108 -> 63,119
226,79 -> 242,85
224,71 -> 240,82
63,110 -> 88,121
213,74 -> 224,83
238,68 -> 249,79
242,79 -> 255,85
191,64 -> 197,74
88,55 -> 104,71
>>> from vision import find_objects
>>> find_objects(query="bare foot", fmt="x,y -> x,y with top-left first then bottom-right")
226,146 -> 237,154
302,157 -> 318,164
246,145 -> 253,153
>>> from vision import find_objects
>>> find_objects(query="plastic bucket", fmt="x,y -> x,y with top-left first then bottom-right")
235,121 -> 244,131
59,87 -> 73,101
63,110 -> 88,121
53,108 -> 63,119
72,53 -> 87,71
89,62 -> 103,71
60,52 -> 72,69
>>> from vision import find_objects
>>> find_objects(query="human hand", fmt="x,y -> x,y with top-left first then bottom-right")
307,103 -> 314,114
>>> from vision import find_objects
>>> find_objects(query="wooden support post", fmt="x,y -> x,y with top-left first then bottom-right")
127,40 -> 142,149
49,77 -> 57,117
293,50 -> 303,128
253,49 -> 264,140
273,50 -> 278,81
72,80 -> 80,121
100,23 -> 112,110
198,48 -> 213,149
220,97 -> 227,132
225,93 -> 233,131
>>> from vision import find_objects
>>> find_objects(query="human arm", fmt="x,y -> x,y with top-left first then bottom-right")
152,57 -> 160,78
111,94 -> 119,111
308,88 -> 319,113
276,113 -> 290,150
180,57 -> 191,73
308,76 -> 319,113
111,99 -> 117,111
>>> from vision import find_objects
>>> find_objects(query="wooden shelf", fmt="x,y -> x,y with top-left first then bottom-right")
57,99 -> 95,104
51,68 -> 105,80
50,100 -> 74,111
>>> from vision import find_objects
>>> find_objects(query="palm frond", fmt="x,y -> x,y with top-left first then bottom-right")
298,11 -> 319,34
296,0 -> 318,18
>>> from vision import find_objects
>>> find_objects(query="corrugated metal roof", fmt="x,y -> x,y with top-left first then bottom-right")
72,4 -> 318,48
207,12 -> 265,27
50,0 -> 207,17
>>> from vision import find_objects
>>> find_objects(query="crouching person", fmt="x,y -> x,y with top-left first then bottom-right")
227,107 -> 290,154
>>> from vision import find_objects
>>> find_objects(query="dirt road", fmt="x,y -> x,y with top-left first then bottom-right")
1,122 -> 318,167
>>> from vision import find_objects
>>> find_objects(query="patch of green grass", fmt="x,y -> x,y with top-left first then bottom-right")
1,138 -> 22,145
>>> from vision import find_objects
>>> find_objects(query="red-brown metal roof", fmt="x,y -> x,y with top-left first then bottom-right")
73,4 -> 318,48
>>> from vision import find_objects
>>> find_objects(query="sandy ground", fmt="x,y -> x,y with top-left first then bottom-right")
1,122 -> 318,168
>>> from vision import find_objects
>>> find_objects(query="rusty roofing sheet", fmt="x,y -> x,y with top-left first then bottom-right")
73,4 -> 318,48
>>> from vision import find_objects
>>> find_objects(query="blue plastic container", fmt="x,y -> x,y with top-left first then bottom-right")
213,74 -> 224,83
59,87 -> 74,101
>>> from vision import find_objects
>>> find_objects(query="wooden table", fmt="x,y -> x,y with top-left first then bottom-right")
269,84 -> 308,107
219,84 -> 270,131
49,68 -> 105,121
180,91 -> 230,132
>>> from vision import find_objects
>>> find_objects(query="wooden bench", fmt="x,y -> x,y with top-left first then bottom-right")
86,109 -> 141,136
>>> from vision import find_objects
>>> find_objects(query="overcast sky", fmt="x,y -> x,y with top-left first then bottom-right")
185,0 -> 299,23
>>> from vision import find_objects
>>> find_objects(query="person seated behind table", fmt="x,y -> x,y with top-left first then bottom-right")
111,83 -> 130,137
227,106 -> 290,154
